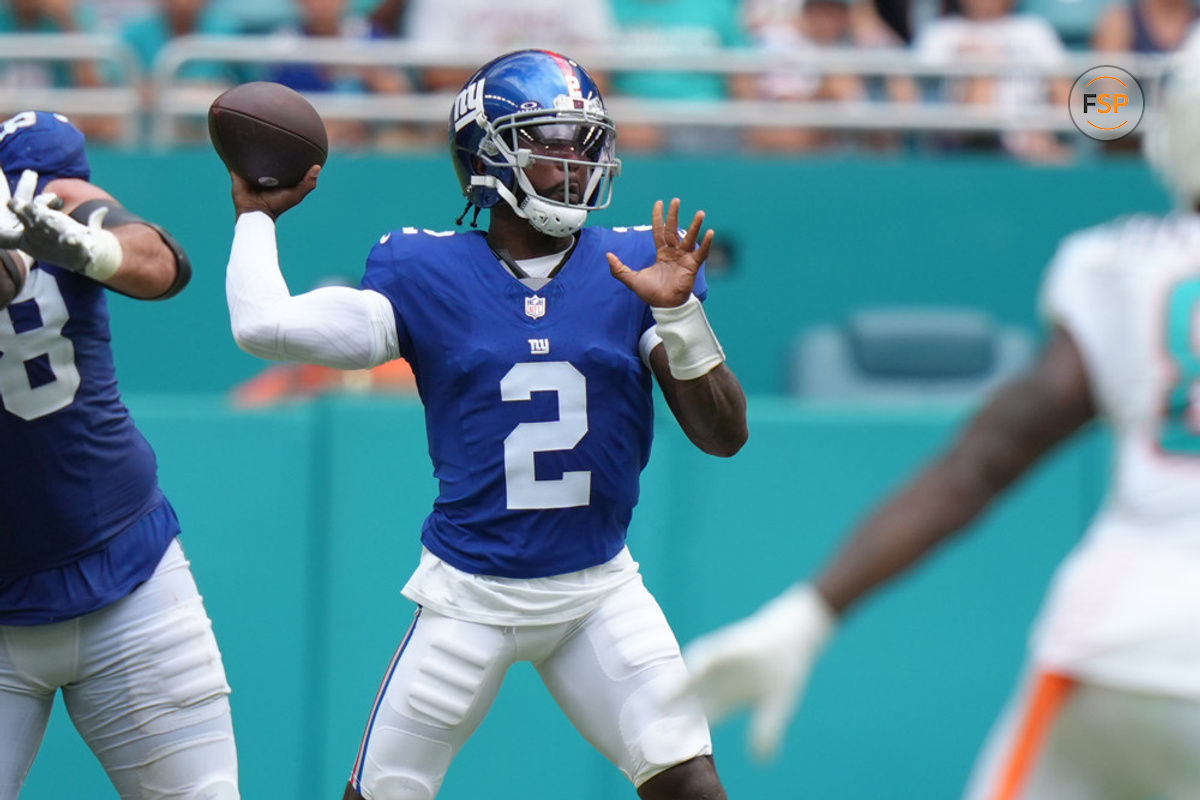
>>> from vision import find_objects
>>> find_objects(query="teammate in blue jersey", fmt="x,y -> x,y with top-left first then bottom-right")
0,111 -> 239,799
224,50 -> 747,800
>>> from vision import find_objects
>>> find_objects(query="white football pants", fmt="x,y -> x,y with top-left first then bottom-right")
0,540 -> 239,800
349,575 -> 712,800
965,667 -> 1200,800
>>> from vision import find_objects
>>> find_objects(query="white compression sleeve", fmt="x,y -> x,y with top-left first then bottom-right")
226,211 -> 399,369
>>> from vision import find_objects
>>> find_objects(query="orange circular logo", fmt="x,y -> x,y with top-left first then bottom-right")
1069,66 -> 1144,141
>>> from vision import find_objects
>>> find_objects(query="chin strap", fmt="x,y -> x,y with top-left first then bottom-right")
454,200 -> 482,228
469,174 -> 588,237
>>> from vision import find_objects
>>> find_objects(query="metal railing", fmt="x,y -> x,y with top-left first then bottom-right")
0,33 -> 1175,148
0,34 -> 143,145
150,37 -> 1172,146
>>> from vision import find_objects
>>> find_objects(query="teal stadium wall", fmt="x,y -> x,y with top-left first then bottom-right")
19,151 -> 1158,798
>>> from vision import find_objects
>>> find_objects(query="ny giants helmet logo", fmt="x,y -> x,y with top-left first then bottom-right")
454,76 -> 601,132
452,80 -> 486,133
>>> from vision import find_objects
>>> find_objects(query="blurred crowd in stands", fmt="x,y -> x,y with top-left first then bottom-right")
0,0 -> 1195,160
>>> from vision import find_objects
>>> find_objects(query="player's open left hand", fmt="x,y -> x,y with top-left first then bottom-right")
608,198 -> 713,309
681,584 -> 835,763
230,165 -> 320,222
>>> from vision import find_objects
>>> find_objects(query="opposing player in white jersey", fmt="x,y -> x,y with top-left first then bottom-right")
0,112 -> 238,798
681,34 -> 1200,800
222,50 -> 748,800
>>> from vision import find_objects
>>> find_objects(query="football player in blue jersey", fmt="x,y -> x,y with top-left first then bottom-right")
0,111 -> 239,799
224,49 -> 747,800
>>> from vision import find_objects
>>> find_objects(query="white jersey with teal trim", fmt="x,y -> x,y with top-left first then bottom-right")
1032,212 -> 1200,697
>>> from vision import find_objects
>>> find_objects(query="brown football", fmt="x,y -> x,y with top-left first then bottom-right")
208,82 -> 329,188
0,250 -> 28,309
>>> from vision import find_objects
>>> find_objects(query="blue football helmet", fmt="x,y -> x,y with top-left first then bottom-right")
450,49 -> 620,237
0,111 -> 90,196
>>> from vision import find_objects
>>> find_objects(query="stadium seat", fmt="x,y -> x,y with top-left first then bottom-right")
207,0 -> 380,33
207,0 -> 294,32
788,306 -> 1035,402
1021,0 -> 1111,48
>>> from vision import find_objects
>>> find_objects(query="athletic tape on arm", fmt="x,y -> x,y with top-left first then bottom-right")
650,294 -> 726,380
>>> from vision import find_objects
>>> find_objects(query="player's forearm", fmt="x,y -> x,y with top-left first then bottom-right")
648,293 -> 746,454
666,363 -> 748,457
227,211 -> 398,368
100,225 -> 185,299
7,178 -> 189,299
813,361 -> 1092,615
813,453 -> 1001,615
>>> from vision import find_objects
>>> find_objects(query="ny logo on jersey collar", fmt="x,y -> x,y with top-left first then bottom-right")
525,295 -> 546,319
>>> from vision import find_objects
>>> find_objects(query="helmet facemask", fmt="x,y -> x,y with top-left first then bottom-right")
470,108 -> 621,237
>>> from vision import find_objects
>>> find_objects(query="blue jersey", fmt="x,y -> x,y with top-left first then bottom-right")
362,226 -> 707,579
0,112 -> 178,625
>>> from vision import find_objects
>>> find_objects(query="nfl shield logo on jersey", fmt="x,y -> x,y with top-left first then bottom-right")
525,296 -> 546,319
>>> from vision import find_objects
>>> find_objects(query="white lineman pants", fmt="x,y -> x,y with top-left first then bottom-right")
0,540 -> 239,800
349,576 -> 713,800
965,668 -> 1200,800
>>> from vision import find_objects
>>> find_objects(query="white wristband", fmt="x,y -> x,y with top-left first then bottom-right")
651,294 -> 726,380
82,228 -> 123,282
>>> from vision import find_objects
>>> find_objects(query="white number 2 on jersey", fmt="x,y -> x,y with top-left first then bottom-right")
501,361 -> 590,509
0,271 -> 82,420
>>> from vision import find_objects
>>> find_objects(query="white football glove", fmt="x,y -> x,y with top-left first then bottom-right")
682,583 -> 836,763
0,167 -> 37,250
5,171 -> 122,281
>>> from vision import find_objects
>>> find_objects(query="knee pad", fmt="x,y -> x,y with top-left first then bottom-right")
366,774 -> 435,800
190,779 -> 239,800
357,728 -> 449,800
